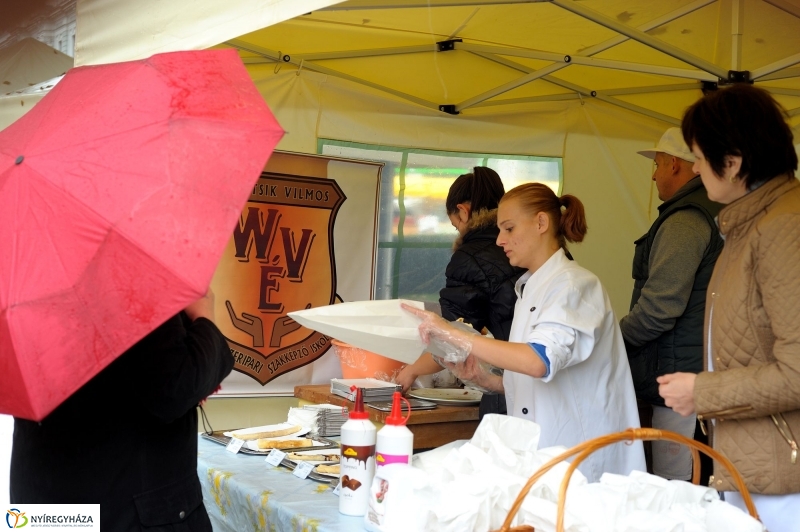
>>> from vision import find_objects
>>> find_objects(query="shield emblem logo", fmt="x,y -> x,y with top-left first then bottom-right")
211,172 -> 346,384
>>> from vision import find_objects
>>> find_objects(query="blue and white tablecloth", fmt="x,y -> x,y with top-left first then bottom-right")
197,436 -> 363,532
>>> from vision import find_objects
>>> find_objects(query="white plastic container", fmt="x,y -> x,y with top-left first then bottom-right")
375,391 -> 414,468
338,386 -> 377,516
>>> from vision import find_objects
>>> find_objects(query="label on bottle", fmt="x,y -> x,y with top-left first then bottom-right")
375,452 -> 409,467
339,444 -> 376,515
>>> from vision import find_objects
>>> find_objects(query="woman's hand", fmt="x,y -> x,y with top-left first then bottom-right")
185,288 -> 215,322
658,372 -> 697,416
394,365 -> 418,394
442,355 -> 504,393
401,303 -> 473,363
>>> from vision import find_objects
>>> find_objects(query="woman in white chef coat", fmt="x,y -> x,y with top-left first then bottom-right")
404,183 -> 645,482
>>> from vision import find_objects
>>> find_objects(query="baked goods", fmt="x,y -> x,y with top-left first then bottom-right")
231,425 -> 302,441
287,453 -> 339,462
315,464 -> 341,475
256,437 -> 313,450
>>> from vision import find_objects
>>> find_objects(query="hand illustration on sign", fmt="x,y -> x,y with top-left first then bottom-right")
226,300 -> 265,347
270,312 -> 305,347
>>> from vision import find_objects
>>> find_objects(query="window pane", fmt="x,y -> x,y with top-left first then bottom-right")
318,140 -> 563,302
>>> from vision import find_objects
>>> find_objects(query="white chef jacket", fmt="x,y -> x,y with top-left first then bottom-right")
504,249 -> 646,482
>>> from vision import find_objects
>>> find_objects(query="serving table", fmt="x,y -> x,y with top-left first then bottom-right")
197,436 -> 360,532
294,384 -> 480,450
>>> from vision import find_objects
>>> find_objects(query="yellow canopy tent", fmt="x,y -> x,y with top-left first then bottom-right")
2,0 -> 799,425
65,0 -> 800,316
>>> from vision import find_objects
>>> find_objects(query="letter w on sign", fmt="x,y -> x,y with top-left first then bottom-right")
211,173 -> 346,384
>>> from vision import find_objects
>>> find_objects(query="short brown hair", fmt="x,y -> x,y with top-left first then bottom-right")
681,84 -> 797,188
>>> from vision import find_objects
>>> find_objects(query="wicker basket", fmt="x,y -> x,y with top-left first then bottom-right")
494,427 -> 760,532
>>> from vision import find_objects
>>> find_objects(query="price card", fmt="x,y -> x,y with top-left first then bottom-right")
293,461 -> 314,479
225,437 -> 245,454
265,448 -> 287,467
332,483 -> 341,496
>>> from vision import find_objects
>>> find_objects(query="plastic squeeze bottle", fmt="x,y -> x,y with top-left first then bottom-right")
375,391 -> 414,468
339,385 -> 377,516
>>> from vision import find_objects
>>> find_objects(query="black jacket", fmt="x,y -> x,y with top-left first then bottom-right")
11,313 -> 234,532
439,209 -> 525,416
627,179 -> 723,405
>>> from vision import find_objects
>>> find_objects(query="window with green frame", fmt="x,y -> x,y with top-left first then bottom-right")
318,139 -> 563,303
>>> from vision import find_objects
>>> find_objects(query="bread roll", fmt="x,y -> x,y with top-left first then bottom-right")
231,425 -> 301,441
256,437 -> 313,450
286,453 -> 339,462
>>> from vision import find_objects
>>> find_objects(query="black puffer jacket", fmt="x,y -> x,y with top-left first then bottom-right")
440,209 -> 525,416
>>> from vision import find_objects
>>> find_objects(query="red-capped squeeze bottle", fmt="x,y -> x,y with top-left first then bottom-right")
339,385 -> 377,516
375,391 -> 414,468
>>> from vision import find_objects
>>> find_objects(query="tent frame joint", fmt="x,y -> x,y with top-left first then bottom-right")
701,81 -> 719,94
439,104 -> 459,114
437,39 -> 463,52
726,70 -> 752,84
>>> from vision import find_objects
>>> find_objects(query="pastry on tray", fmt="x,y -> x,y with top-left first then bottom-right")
286,452 -> 339,462
231,425 -> 302,441
256,437 -> 313,450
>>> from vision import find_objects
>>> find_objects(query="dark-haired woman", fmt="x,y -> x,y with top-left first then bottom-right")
658,84 -> 800,531
396,167 -> 524,417
404,183 -> 645,482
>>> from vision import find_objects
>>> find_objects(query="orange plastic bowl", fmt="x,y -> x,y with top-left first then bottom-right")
331,339 -> 405,381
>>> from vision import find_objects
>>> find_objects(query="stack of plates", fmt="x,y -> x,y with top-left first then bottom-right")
305,404 -> 348,437
330,378 -> 401,403
288,404 -> 348,437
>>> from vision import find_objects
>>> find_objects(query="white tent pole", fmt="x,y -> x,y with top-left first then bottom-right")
226,39 -> 442,110
567,56 -> 716,81
732,0 -> 744,71
763,0 -> 800,19
473,93 -> 581,107
751,52 -> 800,80
468,51 -> 681,124
602,83 -> 701,96
455,0 -> 716,111
577,0 -> 717,57
458,43 -> 716,81
296,45 -> 437,61
764,87 -> 800,97
448,7 -> 481,39
456,63 -> 568,110
789,107 -> 800,117
543,76 -> 681,126
757,66 -> 800,81
550,0 -> 728,79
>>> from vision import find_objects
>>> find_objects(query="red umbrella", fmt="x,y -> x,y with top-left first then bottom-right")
0,49 -> 283,421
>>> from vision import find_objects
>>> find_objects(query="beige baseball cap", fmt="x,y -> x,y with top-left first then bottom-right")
637,127 -> 695,163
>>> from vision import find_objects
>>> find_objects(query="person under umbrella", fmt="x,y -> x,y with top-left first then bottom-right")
10,289 -> 233,529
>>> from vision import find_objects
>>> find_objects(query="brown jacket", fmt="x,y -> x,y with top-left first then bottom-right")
694,174 -> 800,494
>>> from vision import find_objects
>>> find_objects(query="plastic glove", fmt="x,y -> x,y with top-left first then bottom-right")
441,355 -> 500,394
401,304 -> 473,364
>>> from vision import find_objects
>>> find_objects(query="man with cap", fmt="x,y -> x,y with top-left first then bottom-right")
620,127 -> 724,481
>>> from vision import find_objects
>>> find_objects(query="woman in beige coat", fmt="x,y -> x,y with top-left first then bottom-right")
658,84 -> 799,532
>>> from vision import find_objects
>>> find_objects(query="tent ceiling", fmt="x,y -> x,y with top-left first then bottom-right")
228,0 -> 800,125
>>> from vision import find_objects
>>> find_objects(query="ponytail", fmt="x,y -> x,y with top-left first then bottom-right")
501,184 -> 588,252
446,166 -> 505,216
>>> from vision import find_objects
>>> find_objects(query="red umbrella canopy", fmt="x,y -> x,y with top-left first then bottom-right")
0,49 -> 283,420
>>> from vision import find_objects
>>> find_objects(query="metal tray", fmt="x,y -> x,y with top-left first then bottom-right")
279,457 -> 340,484
201,430 -> 339,455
